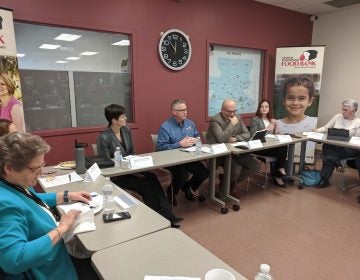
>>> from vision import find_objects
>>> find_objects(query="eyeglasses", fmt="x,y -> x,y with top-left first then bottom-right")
26,162 -> 46,174
173,108 -> 188,112
223,109 -> 237,114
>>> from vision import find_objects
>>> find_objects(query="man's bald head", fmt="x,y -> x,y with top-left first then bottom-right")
221,99 -> 237,120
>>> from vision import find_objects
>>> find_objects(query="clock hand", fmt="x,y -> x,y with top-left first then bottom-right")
170,41 -> 176,53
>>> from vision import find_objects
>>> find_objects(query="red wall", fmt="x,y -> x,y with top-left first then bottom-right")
1,0 -> 312,164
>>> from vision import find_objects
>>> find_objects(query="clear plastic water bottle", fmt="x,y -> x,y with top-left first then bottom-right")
195,136 -> 202,155
255,264 -> 273,280
102,177 -> 115,214
114,146 -> 123,168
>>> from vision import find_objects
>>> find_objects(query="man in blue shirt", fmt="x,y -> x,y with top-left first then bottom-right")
157,99 -> 209,205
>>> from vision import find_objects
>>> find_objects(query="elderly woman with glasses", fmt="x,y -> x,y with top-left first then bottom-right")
0,132 -> 91,279
314,99 -> 360,188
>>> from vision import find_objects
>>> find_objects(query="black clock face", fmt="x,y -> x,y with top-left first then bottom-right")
158,29 -> 192,70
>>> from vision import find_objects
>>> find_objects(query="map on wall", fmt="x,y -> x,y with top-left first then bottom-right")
208,45 -> 263,116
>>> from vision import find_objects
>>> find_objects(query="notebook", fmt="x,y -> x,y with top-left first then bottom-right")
327,128 -> 350,142
85,156 -> 114,169
250,130 -> 267,143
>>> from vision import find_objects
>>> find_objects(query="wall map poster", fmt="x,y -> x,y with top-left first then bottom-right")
208,44 -> 263,116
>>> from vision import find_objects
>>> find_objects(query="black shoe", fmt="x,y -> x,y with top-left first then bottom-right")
167,187 -> 177,206
318,179 -> 330,188
182,187 -> 196,201
273,176 -> 286,188
171,223 -> 181,228
274,170 -> 286,178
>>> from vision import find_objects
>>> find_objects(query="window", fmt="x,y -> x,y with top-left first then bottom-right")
14,22 -> 132,131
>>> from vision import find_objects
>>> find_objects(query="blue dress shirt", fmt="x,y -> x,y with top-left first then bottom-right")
157,117 -> 200,151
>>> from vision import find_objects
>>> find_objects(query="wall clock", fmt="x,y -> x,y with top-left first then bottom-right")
158,29 -> 192,71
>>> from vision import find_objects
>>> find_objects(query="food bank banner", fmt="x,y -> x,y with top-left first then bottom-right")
273,46 -> 325,164
0,8 -> 23,100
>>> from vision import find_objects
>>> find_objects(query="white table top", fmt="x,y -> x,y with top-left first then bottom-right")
91,228 -> 247,280
39,173 -> 170,253
101,148 -> 230,177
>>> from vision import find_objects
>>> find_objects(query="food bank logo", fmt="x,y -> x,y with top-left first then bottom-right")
281,50 -> 318,68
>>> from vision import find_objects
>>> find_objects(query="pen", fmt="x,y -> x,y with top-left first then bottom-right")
68,174 -> 71,182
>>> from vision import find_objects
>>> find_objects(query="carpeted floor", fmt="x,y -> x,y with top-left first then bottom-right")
171,166 -> 360,280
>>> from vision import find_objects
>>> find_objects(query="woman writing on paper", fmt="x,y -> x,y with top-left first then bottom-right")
250,99 -> 288,187
0,132 -> 91,279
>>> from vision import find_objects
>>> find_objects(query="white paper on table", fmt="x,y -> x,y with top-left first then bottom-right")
182,146 -> 211,153
123,155 -> 143,160
144,276 -> 200,280
350,136 -> 360,145
58,203 -> 96,241
114,193 -> 139,209
265,133 -> 277,139
128,155 -> 154,169
231,141 -> 248,147
304,132 -> 325,140
248,139 -> 263,149
277,134 -> 293,143
38,172 -> 83,188
210,143 -> 228,154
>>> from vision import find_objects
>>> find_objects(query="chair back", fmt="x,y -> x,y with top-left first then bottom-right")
150,134 -> 159,152
92,143 -> 98,156
202,131 -> 207,144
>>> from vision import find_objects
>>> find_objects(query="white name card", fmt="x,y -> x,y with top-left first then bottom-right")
211,143 -> 228,154
248,139 -> 263,149
305,132 -> 324,140
350,136 -> 360,145
277,134 -> 293,143
84,163 -> 101,182
129,156 -> 154,169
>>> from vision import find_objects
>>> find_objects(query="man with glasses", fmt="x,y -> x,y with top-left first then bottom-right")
206,99 -> 259,198
157,99 -> 209,206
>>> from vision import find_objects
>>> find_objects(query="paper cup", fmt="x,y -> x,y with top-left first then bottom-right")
205,268 -> 236,280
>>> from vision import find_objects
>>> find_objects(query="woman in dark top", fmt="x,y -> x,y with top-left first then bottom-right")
250,99 -> 288,187
97,104 -> 182,228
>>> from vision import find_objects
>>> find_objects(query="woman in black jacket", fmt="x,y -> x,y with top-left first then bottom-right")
97,104 -> 182,228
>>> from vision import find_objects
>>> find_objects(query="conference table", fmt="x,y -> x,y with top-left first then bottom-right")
91,228 -> 247,280
39,170 -> 170,253
101,147 -> 238,214
227,135 -> 308,179
307,135 -> 360,190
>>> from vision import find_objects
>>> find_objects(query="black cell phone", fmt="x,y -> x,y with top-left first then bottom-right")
235,145 -> 249,150
102,211 -> 131,223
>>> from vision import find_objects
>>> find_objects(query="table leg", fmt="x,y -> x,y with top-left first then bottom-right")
208,158 -> 226,210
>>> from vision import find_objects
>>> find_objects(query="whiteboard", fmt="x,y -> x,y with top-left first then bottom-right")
208,45 -> 263,116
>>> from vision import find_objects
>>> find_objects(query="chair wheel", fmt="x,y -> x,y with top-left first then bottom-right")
357,196 -> 360,204
298,184 -> 304,190
198,194 -> 206,203
233,204 -> 240,211
221,207 -> 229,214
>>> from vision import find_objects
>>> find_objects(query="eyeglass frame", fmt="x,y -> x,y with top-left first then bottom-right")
173,108 -> 188,112
26,162 -> 46,173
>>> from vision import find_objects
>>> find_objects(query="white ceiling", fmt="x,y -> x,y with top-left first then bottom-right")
254,0 -> 360,15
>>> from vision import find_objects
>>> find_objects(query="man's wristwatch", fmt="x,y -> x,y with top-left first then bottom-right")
63,190 -> 69,203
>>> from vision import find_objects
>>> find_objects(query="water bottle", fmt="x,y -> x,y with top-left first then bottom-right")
114,146 -> 123,168
102,177 -> 115,214
195,136 -> 202,155
75,140 -> 87,174
255,264 -> 273,280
